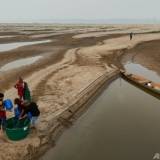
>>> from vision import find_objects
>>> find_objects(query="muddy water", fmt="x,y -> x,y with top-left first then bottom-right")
124,62 -> 160,83
0,40 -> 51,52
41,78 -> 160,160
0,56 -> 42,71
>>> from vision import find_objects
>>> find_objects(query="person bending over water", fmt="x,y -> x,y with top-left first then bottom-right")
19,100 -> 40,129
14,98 -> 24,119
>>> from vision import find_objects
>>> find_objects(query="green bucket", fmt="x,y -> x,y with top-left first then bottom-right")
5,117 -> 30,141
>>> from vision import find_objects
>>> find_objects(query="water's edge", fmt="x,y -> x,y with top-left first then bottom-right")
29,69 -> 120,160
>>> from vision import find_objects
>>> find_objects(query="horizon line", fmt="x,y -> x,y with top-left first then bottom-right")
0,18 -> 160,25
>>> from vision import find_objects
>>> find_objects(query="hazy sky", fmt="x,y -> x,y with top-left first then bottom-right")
0,0 -> 159,22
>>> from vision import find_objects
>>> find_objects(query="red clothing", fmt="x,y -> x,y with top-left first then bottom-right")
0,110 -> 6,118
15,82 -> 24,99
0,100 -> 6,118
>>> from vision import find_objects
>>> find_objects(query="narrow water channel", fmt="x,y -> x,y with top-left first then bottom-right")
40,78 -> 160,160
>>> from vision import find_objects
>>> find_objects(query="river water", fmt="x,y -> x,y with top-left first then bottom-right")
40,78 -> 160,160
124,62 -> 160,83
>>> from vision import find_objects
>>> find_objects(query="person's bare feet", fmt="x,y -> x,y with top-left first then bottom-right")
0,130 -> 3,137
30,126 -> 36,130
0,130 -> 8,143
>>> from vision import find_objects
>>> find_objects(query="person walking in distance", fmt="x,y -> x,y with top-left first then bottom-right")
130,32 -> 133,40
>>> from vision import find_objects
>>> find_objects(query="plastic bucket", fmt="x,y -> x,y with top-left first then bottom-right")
3,99 -> 13,111
5,117 -> 30,141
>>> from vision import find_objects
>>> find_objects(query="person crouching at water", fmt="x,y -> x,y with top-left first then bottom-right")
14,98 -> 24,119
14,77 -> 31,101
0,93 -> 6,132
19,100 -> 40,129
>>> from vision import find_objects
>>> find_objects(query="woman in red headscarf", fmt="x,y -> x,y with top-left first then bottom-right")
15,77 -> 31,101
14,77 -> 25,100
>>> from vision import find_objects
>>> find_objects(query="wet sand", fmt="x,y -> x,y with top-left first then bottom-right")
1,24 -> 160,160
0,31 -> 122,92
122,40 -> 160,76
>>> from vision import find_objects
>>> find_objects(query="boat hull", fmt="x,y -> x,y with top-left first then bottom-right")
121,72 -> 160,99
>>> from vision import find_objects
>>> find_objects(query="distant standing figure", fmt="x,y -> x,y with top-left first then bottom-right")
14,77 -> 31,101
130,32 -> 133,40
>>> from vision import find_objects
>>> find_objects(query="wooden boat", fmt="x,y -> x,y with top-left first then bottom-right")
120,70 -> 160,97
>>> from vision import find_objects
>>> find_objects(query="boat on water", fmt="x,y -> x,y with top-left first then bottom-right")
120,70 -> 160,96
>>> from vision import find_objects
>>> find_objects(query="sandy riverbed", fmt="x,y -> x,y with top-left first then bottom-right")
1,24 -> 160,160
121,39 -> 160,75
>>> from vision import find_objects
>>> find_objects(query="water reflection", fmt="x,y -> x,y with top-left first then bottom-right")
124,62 -> 160,83
0,40 -> 51,52
0,56 -> 42,71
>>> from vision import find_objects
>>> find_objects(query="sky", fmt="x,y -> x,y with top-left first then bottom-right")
0,0 -> 159,23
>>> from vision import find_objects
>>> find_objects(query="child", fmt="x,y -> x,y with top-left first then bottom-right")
0,93 -> 6,132
14,98 -> 24,119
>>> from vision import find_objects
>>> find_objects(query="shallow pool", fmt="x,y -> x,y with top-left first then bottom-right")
0,35 -> 15,38
0,40 -> 51,52
0,56 -> 42,71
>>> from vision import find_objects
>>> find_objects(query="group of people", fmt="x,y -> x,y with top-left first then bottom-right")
0,77 -> 40,133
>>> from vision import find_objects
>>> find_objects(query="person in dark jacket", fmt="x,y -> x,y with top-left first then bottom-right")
20,100 -> 40,128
